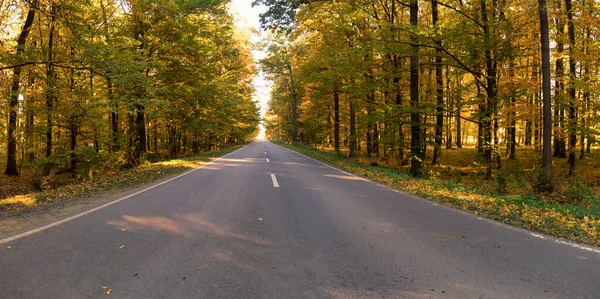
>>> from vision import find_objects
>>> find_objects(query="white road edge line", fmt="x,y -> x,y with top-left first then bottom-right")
0,144 -> 249,245
271,141 -> 600,255
530,233 -> 600,254
271,174 -> 280,188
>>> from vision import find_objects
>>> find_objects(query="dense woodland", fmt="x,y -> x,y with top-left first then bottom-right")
0,0 -> 259,180
258,0 -> 600,190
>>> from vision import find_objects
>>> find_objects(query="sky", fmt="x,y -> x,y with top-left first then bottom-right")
229,0 -> 271,121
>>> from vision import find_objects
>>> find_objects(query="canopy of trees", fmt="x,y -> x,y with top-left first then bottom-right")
260,0 -> 600,185
0,0 -> 260,177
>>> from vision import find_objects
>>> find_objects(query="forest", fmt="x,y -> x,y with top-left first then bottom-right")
0,0 -> 260,186
258,0 -> 600,196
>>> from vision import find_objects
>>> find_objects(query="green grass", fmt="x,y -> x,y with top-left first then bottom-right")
277,142 -> 600,247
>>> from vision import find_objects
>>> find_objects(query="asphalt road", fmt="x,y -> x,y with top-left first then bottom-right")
1,140 -> 599,298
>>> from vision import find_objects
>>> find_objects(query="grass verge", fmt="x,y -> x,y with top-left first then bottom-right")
0,145 -> 244,212
278,142 -> 600,247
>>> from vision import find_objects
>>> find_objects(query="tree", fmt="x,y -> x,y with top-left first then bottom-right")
432,0 -> 444,165
1,0 -> 259,178
4,1 -> 36,175
538,0 -> 553,191
409,0 -> 422,177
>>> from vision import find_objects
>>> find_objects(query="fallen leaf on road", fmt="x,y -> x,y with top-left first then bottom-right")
6,246 -> 11,249
119,245 -> 125,249
121,228 -> 126,232
106,289 -> 112,295
191,192 -> 194,195
258,218 -> 264,221
102,286 -> 107,289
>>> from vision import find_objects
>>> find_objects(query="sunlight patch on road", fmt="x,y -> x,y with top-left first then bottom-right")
323,174 -> 364,181
108,215 -> 184,235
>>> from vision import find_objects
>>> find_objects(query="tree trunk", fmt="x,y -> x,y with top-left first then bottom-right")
456,76 -> 462,148
565,0 -> 577,176
538,0 -> 553,191
333,87 -> 340,154
25,71 -> 36,163
409,0 -> 422,177
508,64 -> 517,159
44,3 -> 57,175
132,105 -> 146,164
5,3 -> 36,175
288,64 -> 298,143
349,99 -> 357,158
553,1 -> 567,158
481,0 -> 496,179
432,0 -> 444,164
366,125 -> 372,158
373,123 -> 380,157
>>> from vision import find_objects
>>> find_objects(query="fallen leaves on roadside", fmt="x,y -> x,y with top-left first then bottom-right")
102,286 -> 107,289
6,245 -> 11,249
106,288 -> 112,295
119,245 -> 125,249
121,228 -> 126,232
258,218 -> 264,221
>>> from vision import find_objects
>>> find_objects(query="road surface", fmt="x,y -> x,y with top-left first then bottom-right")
1,140 -> 599,298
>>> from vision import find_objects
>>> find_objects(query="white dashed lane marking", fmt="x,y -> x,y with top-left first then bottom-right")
271,174 -> 280,188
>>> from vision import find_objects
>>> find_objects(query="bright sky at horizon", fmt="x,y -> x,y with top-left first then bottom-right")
229,0 -> 271,128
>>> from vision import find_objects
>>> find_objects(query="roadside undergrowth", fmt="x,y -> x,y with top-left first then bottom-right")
0,145 -> 244,212
278,142 -> 600,247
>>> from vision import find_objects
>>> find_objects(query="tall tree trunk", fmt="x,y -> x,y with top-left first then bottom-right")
373,123 -> 380,157
394,76 -> 407,165
70,125 -> 78,172
69,48 -> 78,172
481,0 -> 497,179
133,106 -> 146,163
366,124 -> 372,158
446,65 -> 453,149
5,2 -> 36,175
456,75 -> 463,148
432,0 -> 444,164
538,0 -> 553,191
25,70 -> 36,163
333,87 -> 340,154
565,0 -> 577,176
553,1 -> 567,158
44,3 -> 57,175
108,79 -> 119,152
349,99 -> 357,157
288,64 -> 298,143
409,0 -> 422,177
508,64 -> 517,159
581,25 -> 591,159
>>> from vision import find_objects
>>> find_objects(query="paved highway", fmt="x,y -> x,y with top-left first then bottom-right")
1,140 -> 599,298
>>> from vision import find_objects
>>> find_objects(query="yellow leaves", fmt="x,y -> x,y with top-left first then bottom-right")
6,245 -> 11,249
119,245 -> 125,249
121,228 -> 126,232
102,286 -> 112,295
258,218 -> 264,221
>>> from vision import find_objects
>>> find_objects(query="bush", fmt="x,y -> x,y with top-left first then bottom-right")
561,178 -> 594,207
494,172 -> 509,195
533,168 -> 554,194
